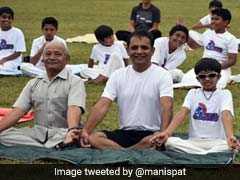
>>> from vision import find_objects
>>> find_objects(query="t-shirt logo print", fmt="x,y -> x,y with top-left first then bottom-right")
193,103 -> 219,122
136,11 -> 153,31
104,54 -> 111,64
206,40 -> 223,53
0,39 -> 14,50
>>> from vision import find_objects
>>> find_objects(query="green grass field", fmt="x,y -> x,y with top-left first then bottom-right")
0,0 -> 240,162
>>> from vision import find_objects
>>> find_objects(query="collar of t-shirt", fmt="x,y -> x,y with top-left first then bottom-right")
131,64 -> 153,75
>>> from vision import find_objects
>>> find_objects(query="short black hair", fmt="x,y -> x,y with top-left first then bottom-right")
209,0 -> 223,9
127,30 -> 154,47
194,58 -> 221,75
41,17 -> 58,29
212,8 -> 231,23
169,25 -> 189,41
94,25 -> 113,42
0,6 -> 14,19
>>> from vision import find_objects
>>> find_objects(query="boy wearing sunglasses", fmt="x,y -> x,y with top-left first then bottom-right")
150,58 -> 239,154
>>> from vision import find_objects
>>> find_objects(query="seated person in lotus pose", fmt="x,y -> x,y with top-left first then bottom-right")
151,58 -> 240,154
116,0 -> 161,42
80,30 -> 173,149
185,8 -> 238,89
192,0 -> 223,30
80,25 -> 129,84
151,25 -> 188,83
0,41 -> 86,148
0,6 -> 26,75
20,17 -> 67,77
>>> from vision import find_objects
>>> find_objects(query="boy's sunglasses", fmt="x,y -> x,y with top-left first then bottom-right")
197,73 -> 219,80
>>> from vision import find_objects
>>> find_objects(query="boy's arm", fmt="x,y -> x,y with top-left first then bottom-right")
165,107 -> 189,135
221,110 -> 239,149
192,22 -> 211,30
187,37 -> 201,49
150,107 -> 189,145
222,110 -> 234,138
30,43 -> 46,65
0,52 -> 21,65
220,53 -> 237,69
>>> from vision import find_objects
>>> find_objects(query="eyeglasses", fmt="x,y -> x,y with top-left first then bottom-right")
197,73 -> 219,80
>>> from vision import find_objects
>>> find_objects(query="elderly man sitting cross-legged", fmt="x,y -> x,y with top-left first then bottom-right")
0,41 -> 86,148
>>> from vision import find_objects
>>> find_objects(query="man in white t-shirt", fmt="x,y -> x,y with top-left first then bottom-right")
20,17 -> 67,77
192,0 -> 222,30
0,7 -> 26,75
151,25 -> 188,83
186,8 -> 238,89
79,30 -> 173,149
80,25 -> 129,84
151,58 -> 240,154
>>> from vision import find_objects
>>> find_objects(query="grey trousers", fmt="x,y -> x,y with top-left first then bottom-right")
0,125 -> 67,148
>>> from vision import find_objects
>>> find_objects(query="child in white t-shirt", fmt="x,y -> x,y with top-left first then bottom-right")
151,58 -> 240,154
185,8 -> 238,89
0,7 -> 26,75
192,0 -> 222,30
151,25 -> 188,83
20,17 -> 67,77
80,25 -> 129,84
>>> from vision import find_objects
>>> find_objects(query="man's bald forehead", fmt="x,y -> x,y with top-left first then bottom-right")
44,41 -> 67,54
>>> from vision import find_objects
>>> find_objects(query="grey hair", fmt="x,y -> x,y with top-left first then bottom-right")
43,41 -> 69,56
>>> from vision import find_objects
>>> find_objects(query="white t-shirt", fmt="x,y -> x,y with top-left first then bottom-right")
102,64 -> 173,131
151,37 -> 186,70
0,27 -> 26,68
30,35 -> 67,69
183,88 -> 234,140
90,41 -> 129,71
200,14 -> 211,26
197,29 -> 239,63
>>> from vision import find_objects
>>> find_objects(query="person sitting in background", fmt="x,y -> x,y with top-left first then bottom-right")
151,58 -> 240,154
185,8 -> 238,89
151,25 -> 188,83
116,0 -> 161,42
0,6 -> 26,75
192,0 -> 223,30
20,17 -> 67,77
80,25 -> 129,84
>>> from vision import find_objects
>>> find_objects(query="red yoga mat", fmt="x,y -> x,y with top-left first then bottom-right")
0,108 -> 34,123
